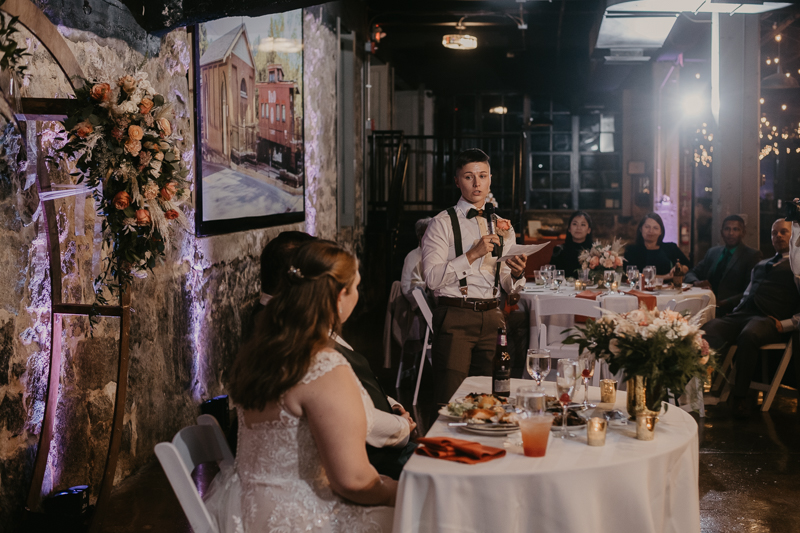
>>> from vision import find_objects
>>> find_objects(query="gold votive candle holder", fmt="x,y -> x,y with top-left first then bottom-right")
574,280 -> 583,291
587,417 -> 607,446
600,379 -> 617,404
635,412 -> 658,441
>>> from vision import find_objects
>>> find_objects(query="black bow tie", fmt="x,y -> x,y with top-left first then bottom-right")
466,208 -> 484,219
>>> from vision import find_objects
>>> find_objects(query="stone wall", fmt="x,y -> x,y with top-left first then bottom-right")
0,2 -> 356,530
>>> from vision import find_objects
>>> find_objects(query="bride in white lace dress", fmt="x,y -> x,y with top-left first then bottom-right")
205,240 -> 396,533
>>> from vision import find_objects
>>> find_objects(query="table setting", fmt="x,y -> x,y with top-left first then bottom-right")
393,375 -> 701,533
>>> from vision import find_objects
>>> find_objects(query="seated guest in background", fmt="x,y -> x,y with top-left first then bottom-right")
624,212 -> 691,275
685,215 -> 762,317
702,219 -> 800,419
213,240 -> 396,532
259,231 -> 416,479
401,217 -> 432,307
551,210 -> 594,278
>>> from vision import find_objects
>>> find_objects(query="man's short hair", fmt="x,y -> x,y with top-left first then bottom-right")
260,231 -> 316,294
454,148 -> 490,172
415,217 -> 432,241
722,214 -> 745,228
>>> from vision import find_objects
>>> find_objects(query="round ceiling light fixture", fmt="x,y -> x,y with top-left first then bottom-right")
442,34 -> 477,50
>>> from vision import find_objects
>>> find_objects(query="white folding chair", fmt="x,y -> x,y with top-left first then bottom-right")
666,296 -> 708,319
411,288 -> 433,405
534,296 -> 603,384
155,414 -> 234,533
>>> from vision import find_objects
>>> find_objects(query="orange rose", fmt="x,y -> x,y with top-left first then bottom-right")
118,75 -> 137,94
112,191 -> 131,210
156,117 -> 172,137
75,121 -> 94,138
90,83 -> 112,102
164,209 -> 180,220
138,97 -> 154,114
135,209 -> 151,225
496,219 -> 511,232
128,125 -> 144,141
124,139 -> 142,157
160,182 -> 177,201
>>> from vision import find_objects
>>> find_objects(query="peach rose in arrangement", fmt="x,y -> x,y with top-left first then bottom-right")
75,121 -> 94,138
128,125 -> 144,141
156,118 -> 172,137
160,182 -> 177,201
112,191 -> 131,210
90,83 -> 112,102
615,256 -> 624,267
589,256 -> 600,269
124,139 -> 142,157
138,97 -> 154,114
153,151 -> 164,161
135,209 -> 151,225
164,209 -> 180,220
496,219 -> 511,232
118,75 -> 137,94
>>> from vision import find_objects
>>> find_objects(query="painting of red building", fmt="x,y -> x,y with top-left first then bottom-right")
256,65 -> 301,175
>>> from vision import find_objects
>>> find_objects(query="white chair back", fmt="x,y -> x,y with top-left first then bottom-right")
666,297 -> 705,318
155,414 -> 233,533
411,288 -> 434,405
534,296 -> 603,355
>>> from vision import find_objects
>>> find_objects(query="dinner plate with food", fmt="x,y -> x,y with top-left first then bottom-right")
442,393 -> 520,435
549,409 -> 588,431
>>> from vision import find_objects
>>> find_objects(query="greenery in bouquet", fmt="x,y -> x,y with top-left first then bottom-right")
564,306 -> 715,411
55,72 -> 190,313
578,239 -> 626,277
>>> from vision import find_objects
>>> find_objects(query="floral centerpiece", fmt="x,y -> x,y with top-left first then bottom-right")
578,239 -> 625,285
564,306 -> 714,413
57,72 -> 190,310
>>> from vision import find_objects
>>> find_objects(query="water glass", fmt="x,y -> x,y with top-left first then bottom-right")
553,270 -> 565,292
627,267 -> 640,290
643,266 -> 657,289
556,359 -> 578,438
532,270 -> 543,285
526,349 -> 551,386
516,386 -> 547,415
580,268 -> 590,285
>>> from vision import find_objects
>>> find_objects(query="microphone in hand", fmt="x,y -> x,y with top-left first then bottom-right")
483,204 -> 500,257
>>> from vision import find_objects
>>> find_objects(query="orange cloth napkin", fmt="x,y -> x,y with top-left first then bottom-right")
415,437 -> 506,464
625,289 -> 658,310
574,290 -> 604,322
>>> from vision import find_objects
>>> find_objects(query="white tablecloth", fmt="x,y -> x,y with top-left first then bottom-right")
393,376 -> 700,533
518,284 -> 716,349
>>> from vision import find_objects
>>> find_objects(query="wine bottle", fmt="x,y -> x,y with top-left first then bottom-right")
492,326 -> 512,397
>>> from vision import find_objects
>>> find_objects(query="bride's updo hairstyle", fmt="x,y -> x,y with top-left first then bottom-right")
229,239 -> 358,411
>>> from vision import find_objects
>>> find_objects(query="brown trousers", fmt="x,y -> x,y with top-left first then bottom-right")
431,305 -> 505,405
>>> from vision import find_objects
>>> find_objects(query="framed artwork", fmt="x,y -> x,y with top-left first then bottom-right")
193,10 -> 305,236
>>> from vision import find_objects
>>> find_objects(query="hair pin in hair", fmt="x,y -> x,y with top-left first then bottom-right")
287,266 -> 304,280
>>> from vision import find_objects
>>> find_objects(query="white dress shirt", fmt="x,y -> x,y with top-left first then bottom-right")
332,335 -> 411,448
421,197 -> 525,299
401,247 -> 426,307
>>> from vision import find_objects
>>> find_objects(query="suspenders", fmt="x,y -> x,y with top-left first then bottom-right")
446,207 -> 503,298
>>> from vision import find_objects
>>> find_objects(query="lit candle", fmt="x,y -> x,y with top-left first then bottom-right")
636,413 -> 658,441
587,417 -> 607,446
600,379 -> 617,404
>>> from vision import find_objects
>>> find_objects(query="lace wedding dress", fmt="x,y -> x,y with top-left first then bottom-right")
204,349 -> 395,533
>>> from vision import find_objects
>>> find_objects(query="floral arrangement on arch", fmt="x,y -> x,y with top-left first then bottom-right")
56,72 -> 190,306
564,306 -> 715,411
578,239 -> 626,273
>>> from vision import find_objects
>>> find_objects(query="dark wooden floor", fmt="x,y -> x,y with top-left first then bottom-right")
96,305 -> 800,533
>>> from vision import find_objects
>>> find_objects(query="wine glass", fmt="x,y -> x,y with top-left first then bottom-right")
627,266 -> 640,290
532,270 -> 543,286
604,270 -> 615,293
578,353 -> 596,409
526,349 -> 551,388
643,266 -> 657,289
541,269 -> 553,289
556,359 -> 578,438
553,270 -> 565,292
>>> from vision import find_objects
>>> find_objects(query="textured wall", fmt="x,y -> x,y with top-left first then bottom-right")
0,2 -> 352,530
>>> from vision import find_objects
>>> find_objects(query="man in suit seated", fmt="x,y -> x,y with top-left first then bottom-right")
702,219 -> 800,418
257,231 -> 417,479
685,215 -> 762,317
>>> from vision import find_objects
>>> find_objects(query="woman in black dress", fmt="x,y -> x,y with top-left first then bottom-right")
623,212 -> 691,275
551,211 -> 594,278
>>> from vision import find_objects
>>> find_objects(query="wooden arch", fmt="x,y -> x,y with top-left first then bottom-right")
0,2 -> 131,532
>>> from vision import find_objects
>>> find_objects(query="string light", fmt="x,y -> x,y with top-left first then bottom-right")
776,34 -> 783,42
775,57 -> 780,64
695,73 -> 700,79
760,98 -> 765,104
767,59 -> 772,65
782,104 -> 788,110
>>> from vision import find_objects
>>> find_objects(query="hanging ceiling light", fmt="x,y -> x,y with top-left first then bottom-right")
443,19 -> 477,50
762,37 -> 799,89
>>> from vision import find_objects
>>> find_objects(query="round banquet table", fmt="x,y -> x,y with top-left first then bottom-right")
517,282 -> 716,350
393,376 -> 700,533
